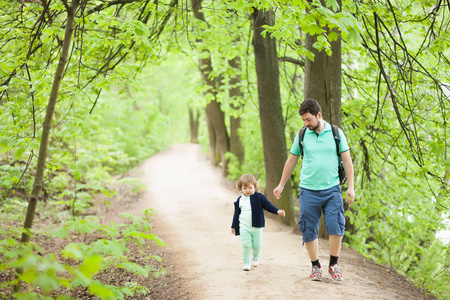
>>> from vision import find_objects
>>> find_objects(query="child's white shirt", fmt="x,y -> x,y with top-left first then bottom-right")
239,194 -> 252,229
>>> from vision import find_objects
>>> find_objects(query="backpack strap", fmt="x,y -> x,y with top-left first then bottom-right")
298,126 -> 307,158
331,124 -> 341,158
299,124 -> 341,158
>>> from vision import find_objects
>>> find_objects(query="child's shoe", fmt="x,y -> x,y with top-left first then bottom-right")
242,262 -> 251,271
252,257 -> 259,267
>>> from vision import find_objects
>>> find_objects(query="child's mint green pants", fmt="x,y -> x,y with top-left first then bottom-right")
240,226 -> 263,264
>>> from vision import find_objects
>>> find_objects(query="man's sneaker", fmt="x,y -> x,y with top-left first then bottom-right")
310,265 -> 322,281
329,264 -> 343,281
242,262 -> 251,271
252,258 -> 259,267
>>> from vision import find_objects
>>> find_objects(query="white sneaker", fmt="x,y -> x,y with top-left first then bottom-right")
242,262 -> 251,271
252,259 -> 259,267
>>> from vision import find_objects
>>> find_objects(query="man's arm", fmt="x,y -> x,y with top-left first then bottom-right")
341,150 -> 355,205
273,154 -> 299,199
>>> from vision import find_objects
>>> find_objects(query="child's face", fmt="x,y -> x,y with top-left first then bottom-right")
241,183 -> 255,196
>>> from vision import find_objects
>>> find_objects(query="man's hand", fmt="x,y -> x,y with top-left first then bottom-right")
345,187 -> 355,205
273,185 -> 284,199
231,228 -> 235,235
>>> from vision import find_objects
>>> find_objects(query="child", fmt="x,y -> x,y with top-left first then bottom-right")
231,174 -> 286,271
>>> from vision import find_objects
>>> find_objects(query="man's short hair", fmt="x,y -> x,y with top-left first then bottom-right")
299,98 -> 322,116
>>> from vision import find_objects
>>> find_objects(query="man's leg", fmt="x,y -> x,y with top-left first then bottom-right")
305,238 -> 319,261
322,186 -> 345,281
329,234 -> 342,256
328,235 -> 344,280
322,185 -> 345,258
305,238 -> 322,281
299,188 -> 323,281
306,236 -> 341,261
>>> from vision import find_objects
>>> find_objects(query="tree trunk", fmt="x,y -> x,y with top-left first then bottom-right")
304,36 -> 342,126
189,107 -> 199,143
200,58 -> 229,174
252,8 -> 294,225
192,0 -> 230,175
205,99 -> 229,173
14,0 -> 79,293
205,109 -> 217,163
21,0 -> 78,244
228,57 -> 245,164
303,0 -> 342,238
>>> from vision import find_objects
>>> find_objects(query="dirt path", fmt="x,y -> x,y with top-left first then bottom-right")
137,144 -> 433,300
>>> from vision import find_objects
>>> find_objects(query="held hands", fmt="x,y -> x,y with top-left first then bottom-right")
277,210 -> 286,217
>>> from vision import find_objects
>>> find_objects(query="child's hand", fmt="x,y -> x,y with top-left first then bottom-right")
231,228 -> 235,235
277,210 -> 286,217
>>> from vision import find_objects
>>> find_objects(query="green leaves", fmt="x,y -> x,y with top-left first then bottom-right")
91,239 -> 127,257
2,246 -> 68,294
256,0 -> 363,59
0,0 -> 448,298
326,0 -> 339,11
303,23 -> 325,36
88,281 -> 121,300
124,232 -> 166,247
79,255 -> 104,278
292,0 -> 306,10
118,262 -> 148,277
0,210 -> 165,299
50,218 -> 106,238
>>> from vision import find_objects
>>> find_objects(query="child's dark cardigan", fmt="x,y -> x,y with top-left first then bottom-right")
231,192 -> 280,236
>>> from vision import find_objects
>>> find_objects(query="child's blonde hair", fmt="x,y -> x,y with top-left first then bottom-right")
236,174 -> 259,192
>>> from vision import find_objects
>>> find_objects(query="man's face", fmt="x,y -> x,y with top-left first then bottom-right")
301,112 -> 321,131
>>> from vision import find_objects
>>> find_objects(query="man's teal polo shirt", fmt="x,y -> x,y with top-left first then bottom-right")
290,121 -> 349,191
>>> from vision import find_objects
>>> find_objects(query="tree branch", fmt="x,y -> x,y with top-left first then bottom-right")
278,56 -> 304,66
61,0 -> 70,11
86,0 -> 141,15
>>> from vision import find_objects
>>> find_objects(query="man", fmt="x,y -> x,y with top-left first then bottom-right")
273,98 -> 355,281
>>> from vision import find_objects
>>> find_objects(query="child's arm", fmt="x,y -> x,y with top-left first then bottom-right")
231,198 -> 240,235
260,193 -> 285,216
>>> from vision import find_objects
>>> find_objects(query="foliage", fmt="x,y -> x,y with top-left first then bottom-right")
0,0 -> 184,298
176,0 -> 449,297
0,77 -> 172,204
0,204 -> 165,299
338,1 -> 450,297
1,0 -> 449,298
261,0 -> 363,58
0,0 -> 182,198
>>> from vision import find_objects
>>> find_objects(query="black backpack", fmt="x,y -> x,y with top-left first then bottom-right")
298,124 -> 347,185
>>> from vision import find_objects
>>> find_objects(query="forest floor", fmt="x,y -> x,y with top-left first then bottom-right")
0,143 -> 438,299
123,143 -> 437,300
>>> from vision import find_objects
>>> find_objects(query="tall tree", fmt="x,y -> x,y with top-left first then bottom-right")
304,1 -> 342,126
189,107 -> 200,143
1,0 -> 179,293
17,0 -> 78,242
252,8 -> 294,225
191,0 -> 230,174
228,56 -> 245,164
303,0 -> 342,237
13,0 -> 80,292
